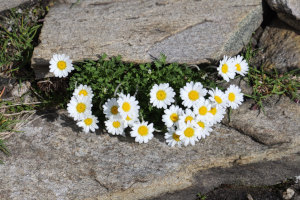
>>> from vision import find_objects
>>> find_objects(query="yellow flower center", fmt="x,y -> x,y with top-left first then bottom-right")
125,115 -> 131,121
122,102 -> 131,112
188,90 -> 199,101
57,61 -> 67,70
79,89 -> 88,96
172,133 -> 180,141
184,127 -> 194,138
156,90 -> 167,100
110,105 -> 119,115
209,107 -> 217,115
214,96 -> 222,104
236,63 -> 241,71
170,113 -> 179,122
197,121 -> 205,129
112,121 -> 121,128
138,125 -> 148,136
184,116 -> 193,123
221,63 -> 228,73
228,93 -> 235,102
84,118 -> 93,126
76,103 -> 86,113
198,106 -> 207,115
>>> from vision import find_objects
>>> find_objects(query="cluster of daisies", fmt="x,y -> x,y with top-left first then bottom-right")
149,82 -> 243,147
49,54 -> 99,133
102,94 -> 155,143
67,84 -> 100,133
217,55 -> 249,82
49,53 -> 249,147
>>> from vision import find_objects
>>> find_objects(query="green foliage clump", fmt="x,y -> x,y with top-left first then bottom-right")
69,54 -> 218,127
246,67 -> 299,108
243,43 -> 300,109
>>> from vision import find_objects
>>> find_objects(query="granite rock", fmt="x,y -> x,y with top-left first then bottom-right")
150,153 -> 300,200
10,81 -> 31,98
0,0 -> 30,13
0,107 -> 299,199
266,0 -> 300,30
278,12 -> 300,31
31,0 -> 263,79
223,95 -> 300,146
255,19 -> 300,73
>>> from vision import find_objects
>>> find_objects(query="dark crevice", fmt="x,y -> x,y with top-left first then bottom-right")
261,0 -> 277,28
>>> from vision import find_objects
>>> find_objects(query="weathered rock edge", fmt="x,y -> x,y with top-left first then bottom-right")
102,143 -> 300,200
0,0 -> 30,13
254,18 -> 300,73
150,153 -> 300,200
31,0 -> 263,79
0,106 -> 299,199
103,146 -> 300,200
266,0 -> 300,30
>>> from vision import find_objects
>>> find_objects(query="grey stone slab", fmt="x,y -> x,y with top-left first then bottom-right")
0,0 -> 30,13
150,153 -> 300,200
267,0 -> 300,19
0,107 -> 299,200
223,95 -> 300,146
266,0 -> 300,30
31,0 -> 263,79
254,19 -> 300,73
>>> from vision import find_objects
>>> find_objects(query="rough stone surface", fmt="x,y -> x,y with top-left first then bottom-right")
254,19 -> 300,73
223,95 -> 300,146
266,0 -> 300,19
10,81 -> 31,97
278,12 -> 300,31
266,0 -> 300,30
283,188 -> 295,200
0,0 -> 30,13
31,0 -> 263,79
0,105 -> 300,199
150,153 -> 300,200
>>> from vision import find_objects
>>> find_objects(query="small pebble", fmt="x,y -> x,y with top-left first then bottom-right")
283,188 -> 295,200
247,193 -> 254,200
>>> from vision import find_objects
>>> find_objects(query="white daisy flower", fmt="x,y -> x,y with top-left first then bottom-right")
162,105 -> 183,128
193,99 -> 213,122
195,116 -> 213,139
73,84 -> 94,102
225,85 -> 244,109
123,113 -> 139,128
130,121 -> 154,144
208,104 -> 226,125
178,121 -> 200,146
208,88 -> 227,108
67,95 -> 92,121
180,81 -> 207,108
76,114 -> 99,133
103,98 -> 120,119
217,55 -> 235,82
150,83 -> 175,109
105,117 -> 125,136
49,54 -> 74,78
233,55 -> 249,76
164,127 -> 182,147
117,94 -> 140,118
178,108 -> 196,128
